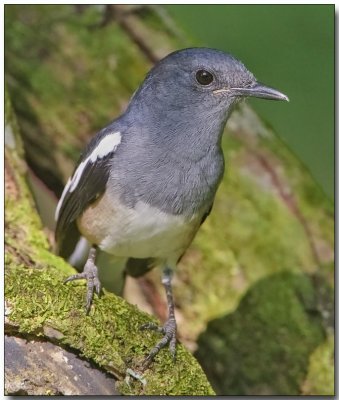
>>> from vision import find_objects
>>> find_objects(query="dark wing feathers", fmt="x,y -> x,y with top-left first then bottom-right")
55,128 -> 119,254
55,157 -> 112,241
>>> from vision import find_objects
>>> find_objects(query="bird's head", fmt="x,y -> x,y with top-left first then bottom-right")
132,48 -> 288,117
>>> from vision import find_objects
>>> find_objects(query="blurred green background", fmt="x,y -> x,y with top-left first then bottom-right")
167,5 -> 334,199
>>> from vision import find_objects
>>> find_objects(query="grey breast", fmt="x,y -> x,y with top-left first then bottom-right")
108,132 -> 225,217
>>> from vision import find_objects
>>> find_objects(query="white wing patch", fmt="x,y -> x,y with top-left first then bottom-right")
55,177 -> 72,221
69,132 -> 121,192
55,131 -> 121,221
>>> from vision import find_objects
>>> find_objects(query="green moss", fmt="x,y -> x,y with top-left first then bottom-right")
5,5 -> 152,168
5,188 -> 72,275
259,130 -> 334,247
4,143 -> 72,276
5,85 -> 59,268
195,272 -> 325,395
301,334 -> 334,395
5,265 -> 214,395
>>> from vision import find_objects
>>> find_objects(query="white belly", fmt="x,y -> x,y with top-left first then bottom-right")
77,192 -> 201,261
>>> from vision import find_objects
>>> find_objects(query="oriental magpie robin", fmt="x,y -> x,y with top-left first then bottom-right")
55,47 -> 288,365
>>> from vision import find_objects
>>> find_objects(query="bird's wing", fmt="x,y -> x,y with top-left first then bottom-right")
55,128 -> 122,251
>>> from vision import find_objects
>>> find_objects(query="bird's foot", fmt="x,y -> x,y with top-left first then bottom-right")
140,316 -> 177,368
64,251 -> 101,314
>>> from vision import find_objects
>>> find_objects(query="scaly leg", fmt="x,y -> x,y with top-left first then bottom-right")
141,267 -> 177,366
64,246 -> 101,314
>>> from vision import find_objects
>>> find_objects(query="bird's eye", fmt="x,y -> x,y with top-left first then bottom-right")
196,70 -> 214,86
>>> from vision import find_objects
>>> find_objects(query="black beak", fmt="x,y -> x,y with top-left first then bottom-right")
232,82 -> 289,102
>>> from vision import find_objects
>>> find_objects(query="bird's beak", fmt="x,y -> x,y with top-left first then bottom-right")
214,82 -> 289,102
232,82 -> 289,101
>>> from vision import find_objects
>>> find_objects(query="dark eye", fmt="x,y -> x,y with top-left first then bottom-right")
196,70 -> 214,85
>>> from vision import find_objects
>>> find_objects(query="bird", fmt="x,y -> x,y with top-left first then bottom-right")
55,47 -> 288,365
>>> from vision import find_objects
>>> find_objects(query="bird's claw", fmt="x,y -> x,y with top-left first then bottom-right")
64,259 -> 101,314
141,316 -> 177,368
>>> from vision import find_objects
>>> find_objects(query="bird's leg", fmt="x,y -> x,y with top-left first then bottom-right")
64,246 -> 101,314
141,267 -> 177,366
